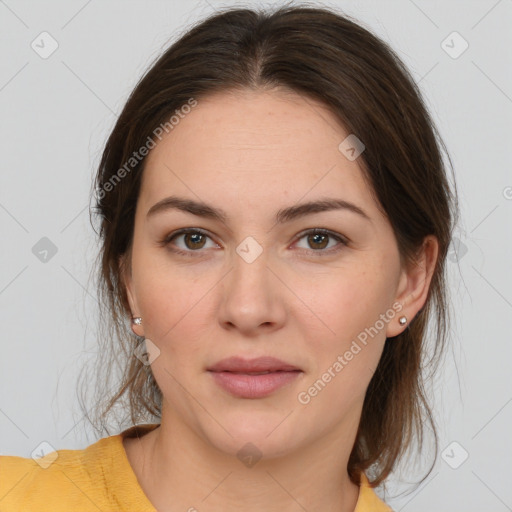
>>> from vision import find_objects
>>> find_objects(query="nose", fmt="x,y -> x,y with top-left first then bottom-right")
217,243 -> 287,337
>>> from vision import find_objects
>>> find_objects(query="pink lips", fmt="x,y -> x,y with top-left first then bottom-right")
207,356 -> 302,398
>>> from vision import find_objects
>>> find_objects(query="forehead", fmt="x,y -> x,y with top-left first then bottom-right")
139,89 -> 376,217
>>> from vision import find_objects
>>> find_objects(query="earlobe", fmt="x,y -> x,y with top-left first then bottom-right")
119,254 -> 145,337
386,236 -> 439,338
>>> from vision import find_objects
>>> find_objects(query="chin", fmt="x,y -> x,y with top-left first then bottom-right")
197,410 -> 306,462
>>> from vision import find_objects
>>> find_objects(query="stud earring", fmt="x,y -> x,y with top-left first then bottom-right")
399,316 -> 407,326
132,317 -> 142,325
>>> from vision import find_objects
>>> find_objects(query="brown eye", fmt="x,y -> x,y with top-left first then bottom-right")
295,229 -> 347,255
163,228 -> 217,255
183,232 -> 207,250
307,232 -> 329,250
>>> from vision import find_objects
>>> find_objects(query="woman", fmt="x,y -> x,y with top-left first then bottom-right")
0,4 -> 456,511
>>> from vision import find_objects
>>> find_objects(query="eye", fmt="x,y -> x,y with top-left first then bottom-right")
294,228 -> 347,255
162,228 -> 218,256
161,227 -> 348,257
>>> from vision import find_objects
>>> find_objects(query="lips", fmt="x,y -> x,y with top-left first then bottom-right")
207,356 -> 301,374
207,356 -> 302,398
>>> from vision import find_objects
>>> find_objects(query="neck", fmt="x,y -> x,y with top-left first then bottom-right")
126,405 -> 361,512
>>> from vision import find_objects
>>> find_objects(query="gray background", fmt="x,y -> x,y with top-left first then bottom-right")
1,0 -> 511,510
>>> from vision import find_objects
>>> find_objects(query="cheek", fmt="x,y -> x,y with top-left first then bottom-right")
290,260 -> 397,409
293,269 -> 392,416
294,262 -> 396,347
133,257 -> 218,361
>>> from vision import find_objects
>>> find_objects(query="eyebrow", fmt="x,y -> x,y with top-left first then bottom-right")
146,195 -> 371,223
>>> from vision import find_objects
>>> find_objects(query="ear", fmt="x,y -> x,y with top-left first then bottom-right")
386,235 -> 439,338
119,253 -> 144,337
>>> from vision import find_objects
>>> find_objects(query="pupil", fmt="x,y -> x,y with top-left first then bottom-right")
187,233 -> 205,249
310,233 -> 327,249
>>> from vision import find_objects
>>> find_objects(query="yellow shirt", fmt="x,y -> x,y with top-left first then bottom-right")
0,423 -> 391,511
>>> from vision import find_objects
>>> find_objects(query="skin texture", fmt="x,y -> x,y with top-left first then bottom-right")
121,88 -> 438,512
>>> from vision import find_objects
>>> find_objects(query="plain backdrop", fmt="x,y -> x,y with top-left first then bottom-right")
1,0 -> 511,510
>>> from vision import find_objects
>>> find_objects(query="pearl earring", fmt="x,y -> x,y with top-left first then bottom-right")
399,316 -> 407,326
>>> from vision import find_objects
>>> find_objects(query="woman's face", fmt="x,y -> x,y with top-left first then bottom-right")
123,88 -> 426,458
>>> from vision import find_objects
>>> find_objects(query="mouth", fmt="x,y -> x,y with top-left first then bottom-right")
207,357 -> 302,398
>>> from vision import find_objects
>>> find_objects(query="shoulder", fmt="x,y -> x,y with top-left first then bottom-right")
0,435 -> 119,511
355,473 -> 394,512
0,424 -> 159,512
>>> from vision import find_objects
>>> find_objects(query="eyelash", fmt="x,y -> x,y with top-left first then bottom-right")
160,228 -> 348,257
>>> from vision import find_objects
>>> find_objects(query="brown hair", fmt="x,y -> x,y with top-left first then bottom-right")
80,2 -> 458,487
